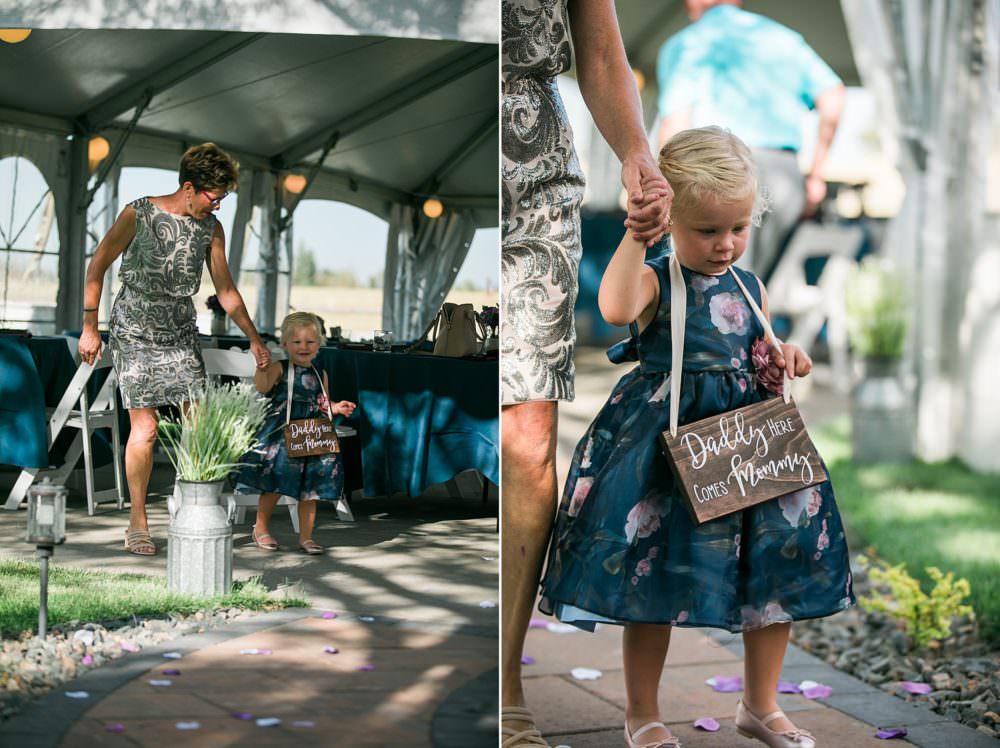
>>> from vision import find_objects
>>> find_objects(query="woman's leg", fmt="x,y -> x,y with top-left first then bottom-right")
624,623 -> 675,742
743,622 -> 796,732
501,401 -> 558,714
297,499 -> 317,542
125,407 -> 158,532
253,492 -> 281,539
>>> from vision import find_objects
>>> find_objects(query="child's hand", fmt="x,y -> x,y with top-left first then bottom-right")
772,343 -> 812,379
332,400 -> 356,417
621,151 -> 673,247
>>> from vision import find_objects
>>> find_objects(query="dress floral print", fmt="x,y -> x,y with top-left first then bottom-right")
539,252 -> 855,632
233,361 -> 344,502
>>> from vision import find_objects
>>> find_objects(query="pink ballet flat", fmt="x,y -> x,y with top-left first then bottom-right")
735,699 -> 816,748
624,720 -> 681,748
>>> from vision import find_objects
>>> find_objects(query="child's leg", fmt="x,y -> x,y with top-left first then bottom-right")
253,492 -> 281,539
297,499 -> 317,542
742,622 -> 797,732
623,623 -> 676,741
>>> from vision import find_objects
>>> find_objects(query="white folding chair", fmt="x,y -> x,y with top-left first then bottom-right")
765,223 -> 864,393
4,348 -> 125,515
198,347 -> 300,532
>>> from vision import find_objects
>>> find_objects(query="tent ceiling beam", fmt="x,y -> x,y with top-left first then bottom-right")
275,44 -> 496,168
421,112 -> 497,193
0,107 -> 73,136
80,92 -> 151,210
81,32 -> 266,130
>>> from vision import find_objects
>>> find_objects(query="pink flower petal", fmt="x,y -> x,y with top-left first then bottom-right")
777,681 -> 801,693
528,618 -> 549,629
104,723 -> 125,733
693,717 -> 720,732
81,655 -> 94,665
706,675 -> 743,693
899,681 -> 931,695
876,727 -> 908,739
120,641 -> 139,653
323,646 -> 339,654
802,684 -> 833,699
321,611 -> 337,619
521,655 -> 535,665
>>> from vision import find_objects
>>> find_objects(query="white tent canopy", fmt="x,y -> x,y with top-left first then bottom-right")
0,0 -> 497,336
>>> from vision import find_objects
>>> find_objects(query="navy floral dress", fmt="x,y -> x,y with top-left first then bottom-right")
539,253 -> 854,632
234,361 -> 343,502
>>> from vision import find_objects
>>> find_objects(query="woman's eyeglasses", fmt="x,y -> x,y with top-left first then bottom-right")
200,189 -> 228,207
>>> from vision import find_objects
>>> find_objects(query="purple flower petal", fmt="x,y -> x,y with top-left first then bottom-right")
802,684 -> 833,699
231,712 -> 254,721
693,717 -> 720,732
899,681 -> 932,695
356,664 -> 375,671
706,675 -> 743,693
521,655 -> 535,665
163,669 -> 181,676
528,618 -> 549,629
81,655 -> 94,665
321,611 -> 337,619
323,646 -> 339,654
104,723 -> 125,733
777,681 -> 801,693
876,727 -> 908,739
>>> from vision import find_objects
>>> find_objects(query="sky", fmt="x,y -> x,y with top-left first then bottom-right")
0,162 -> 499,290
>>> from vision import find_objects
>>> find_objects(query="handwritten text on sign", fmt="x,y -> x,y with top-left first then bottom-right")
660,397 -> 827,523
284,418 -> 340,458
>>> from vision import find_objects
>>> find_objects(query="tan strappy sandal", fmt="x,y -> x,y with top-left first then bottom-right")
501,706 -> 549,748
124,528 -> 156,556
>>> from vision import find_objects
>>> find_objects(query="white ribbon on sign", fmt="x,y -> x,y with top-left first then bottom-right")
668,253 -> 792,438
285,363 -> 334,427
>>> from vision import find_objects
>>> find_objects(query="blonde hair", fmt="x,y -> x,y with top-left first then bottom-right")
658,126 -> 768,225
280,312 -> 325,342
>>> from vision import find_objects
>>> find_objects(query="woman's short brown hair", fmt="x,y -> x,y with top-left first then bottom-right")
178,143 -> 239,193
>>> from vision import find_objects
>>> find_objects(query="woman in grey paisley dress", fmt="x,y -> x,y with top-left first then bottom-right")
501,2 -> 673,746
79,143 -> 271,556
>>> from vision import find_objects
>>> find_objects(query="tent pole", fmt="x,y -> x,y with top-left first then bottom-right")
56,130 -> 89,332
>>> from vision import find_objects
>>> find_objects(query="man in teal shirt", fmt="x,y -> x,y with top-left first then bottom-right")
657,0 -> 844,280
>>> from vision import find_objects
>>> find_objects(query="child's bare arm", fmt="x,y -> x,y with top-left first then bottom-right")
758,279 -> 812,378
254,361 -> 282,393
598,231 -> 660,327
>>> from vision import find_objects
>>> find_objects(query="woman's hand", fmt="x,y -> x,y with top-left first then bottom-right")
78,328 -> 102,366
772,343 -> 813,379
621,150 -> 673,246
249,338 -> 271,370
332,400 -> 356,418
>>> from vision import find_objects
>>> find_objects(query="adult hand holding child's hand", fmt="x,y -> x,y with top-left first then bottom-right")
621,150 -> 673,246
333,400 -> 356,418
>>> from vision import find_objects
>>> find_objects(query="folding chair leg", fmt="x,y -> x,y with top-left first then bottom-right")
80,410 -> 96,516
111,413 -> 125,510
288,503 -> 300,534
4,468 -> 39,510
335,496 -> 355,522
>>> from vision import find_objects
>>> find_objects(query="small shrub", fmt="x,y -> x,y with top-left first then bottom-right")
844,257 -> 908,359
857,555 -> 974,649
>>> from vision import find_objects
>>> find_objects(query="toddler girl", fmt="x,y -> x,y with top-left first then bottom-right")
235,312 -> 356,554
539,127 -> 853,748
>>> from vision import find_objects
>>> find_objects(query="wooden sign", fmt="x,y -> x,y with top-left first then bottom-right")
660,396 -> 827,524
284,418 -> 340,458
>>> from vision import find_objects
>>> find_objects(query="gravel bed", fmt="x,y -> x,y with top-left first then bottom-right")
791,562 -> 1000,740
0,607 -> 256,722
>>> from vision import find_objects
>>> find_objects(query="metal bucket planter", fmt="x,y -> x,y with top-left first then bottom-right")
167,479 -> 232,597
850,357 -> 913,463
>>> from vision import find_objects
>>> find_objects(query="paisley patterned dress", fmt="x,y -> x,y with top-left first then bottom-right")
233,361 -> 344,502
501,0 -> 586,403
109,198 -> 211,408
539,253 -> 855,632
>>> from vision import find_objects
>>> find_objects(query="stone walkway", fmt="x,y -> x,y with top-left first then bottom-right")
523,617 -> 996,747
0,473 -> 498,747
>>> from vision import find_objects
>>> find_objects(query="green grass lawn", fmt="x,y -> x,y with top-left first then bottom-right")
814,417 -> 1000,645
0,562 -> 307,638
